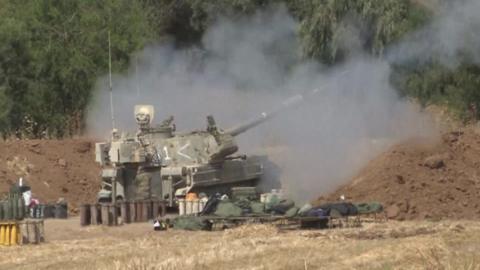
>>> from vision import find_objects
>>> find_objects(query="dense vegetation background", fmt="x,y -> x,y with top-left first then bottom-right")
0,0 -> 478,138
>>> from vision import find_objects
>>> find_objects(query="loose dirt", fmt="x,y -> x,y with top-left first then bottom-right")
1,125 -> 480,221
316,126 -> 480,220
1,128 -> 480,269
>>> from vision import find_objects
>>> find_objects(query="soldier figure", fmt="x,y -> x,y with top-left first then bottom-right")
207,115 -> 219,135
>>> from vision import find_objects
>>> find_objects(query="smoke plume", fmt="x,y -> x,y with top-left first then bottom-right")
88,5 -> 446,203
388,0 -> 480,68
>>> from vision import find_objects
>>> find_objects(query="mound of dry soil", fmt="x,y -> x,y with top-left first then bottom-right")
316,127 -> 480,220
0,139 -> 100,212
2,126 -> 480,220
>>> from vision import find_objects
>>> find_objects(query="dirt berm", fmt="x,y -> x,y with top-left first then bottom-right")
316,126 -> 480,221
2,126 -> 480,220
0,139 -> 100,213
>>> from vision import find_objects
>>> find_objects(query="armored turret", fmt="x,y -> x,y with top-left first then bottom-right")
95,88 -> 320,206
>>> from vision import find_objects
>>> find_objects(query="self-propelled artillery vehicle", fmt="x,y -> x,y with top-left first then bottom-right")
95,89 -> 319,207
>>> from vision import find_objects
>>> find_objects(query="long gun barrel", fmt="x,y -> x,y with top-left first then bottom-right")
225,88 -> 320,136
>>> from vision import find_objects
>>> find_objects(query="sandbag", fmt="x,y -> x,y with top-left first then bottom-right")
264,194 -> 281,211
317,202 -> 358,217
285,206 -> 299,218
354,202 -> 383,214
234,199 -> 252,215
214,201 -> 243,217
173,216 -> 208,231
298,203 -> 313,215
250,202 -> 265,214
270,199 -> 295,215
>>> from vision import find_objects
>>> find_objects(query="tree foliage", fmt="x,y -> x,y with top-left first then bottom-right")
396,63 -> 480,120
0,0 -> 477,138
0,0 -> 153,138
294,0 -> 430,63
142,0 -> 278,46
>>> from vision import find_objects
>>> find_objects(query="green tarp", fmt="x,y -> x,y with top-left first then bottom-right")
250,202 -> 265,214
285,206 -> 299,218
214,201 -> 243,217
173,216 -> 208,231
354,202 -> 383,214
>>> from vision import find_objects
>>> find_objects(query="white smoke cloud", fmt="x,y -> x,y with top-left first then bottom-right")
88,6 -> 434,203
388,0 -> 480,68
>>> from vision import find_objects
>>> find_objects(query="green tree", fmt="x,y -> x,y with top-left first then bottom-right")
295,0 -> 430,63
0,0 -> 154,138
1,0 -> 476,137
396,63 -> 480,120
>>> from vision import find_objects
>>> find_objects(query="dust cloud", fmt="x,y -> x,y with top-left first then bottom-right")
88,6 -> 436,203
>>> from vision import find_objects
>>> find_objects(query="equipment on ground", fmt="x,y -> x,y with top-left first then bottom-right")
166,197 -> 385,231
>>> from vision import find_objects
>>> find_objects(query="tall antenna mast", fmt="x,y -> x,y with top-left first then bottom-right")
108,30 -> 117,224
108,30 -> 116,130
135,55 -> 140,98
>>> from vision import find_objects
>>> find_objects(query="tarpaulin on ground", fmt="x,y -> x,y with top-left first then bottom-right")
173,216 -> 208,231
302,208 -> 329,218
285,206 -> 299,218
270,199 -> 295,215
250,201 -> 265,214
314,203 -> 358,217
354,202 -> 383,214
214,201 -> 243,217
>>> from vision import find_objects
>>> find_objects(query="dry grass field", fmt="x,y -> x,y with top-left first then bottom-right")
1,218 -> 480,270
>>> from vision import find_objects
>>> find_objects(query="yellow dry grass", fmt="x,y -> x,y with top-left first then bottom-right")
1,219 -> 480,270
